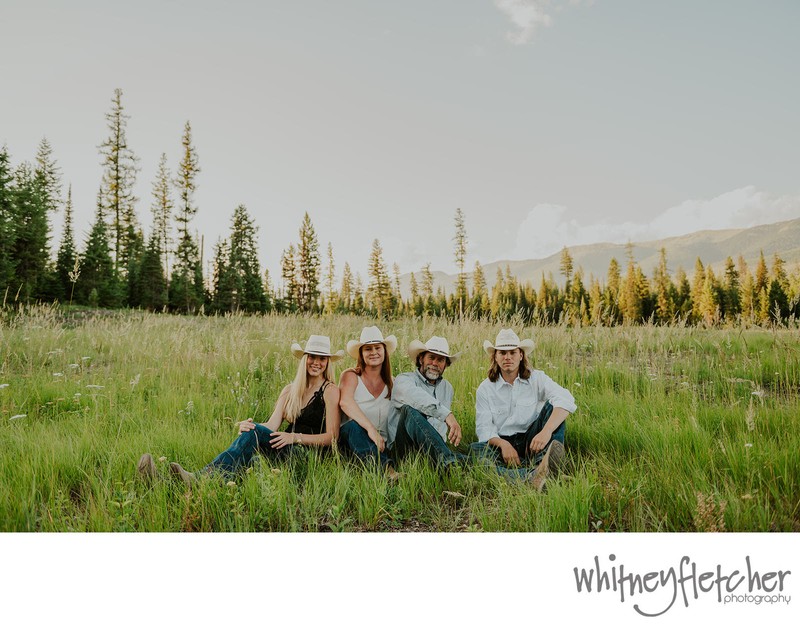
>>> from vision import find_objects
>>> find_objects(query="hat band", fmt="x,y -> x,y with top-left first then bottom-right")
427,348 -> 448,356
363,339 -> 383,344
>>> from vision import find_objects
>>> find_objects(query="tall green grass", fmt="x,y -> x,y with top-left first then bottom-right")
1,305 -> 797,531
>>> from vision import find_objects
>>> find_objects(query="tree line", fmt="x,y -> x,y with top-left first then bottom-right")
2,89 -> 799,325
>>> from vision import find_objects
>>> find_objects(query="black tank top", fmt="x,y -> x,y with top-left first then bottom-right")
285,381 -> 329,435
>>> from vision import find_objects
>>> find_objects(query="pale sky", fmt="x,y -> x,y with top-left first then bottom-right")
2,0 -> 799,282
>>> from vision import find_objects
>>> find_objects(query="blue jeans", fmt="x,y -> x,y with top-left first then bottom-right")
469,402 -> 565,480
339,420 -> 392,468
207,424 -> 293,475
393,405 -> 462,468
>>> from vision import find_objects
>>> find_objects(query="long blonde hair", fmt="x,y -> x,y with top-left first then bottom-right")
283,354 -> 336,422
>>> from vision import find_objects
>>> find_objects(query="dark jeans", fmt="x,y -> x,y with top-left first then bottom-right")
207,424 -> 293,475
339,420 -> 392,469
393,405 -> 462,468
469,402 -> 565,480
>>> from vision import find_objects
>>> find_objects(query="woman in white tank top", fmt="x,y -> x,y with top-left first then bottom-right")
339,326 -> 399,479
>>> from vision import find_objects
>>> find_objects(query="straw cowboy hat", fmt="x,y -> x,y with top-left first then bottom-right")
346,326 -> 398,360
291,335 -> 345,361
483,328 -> 535,357
408,336 -> 462,364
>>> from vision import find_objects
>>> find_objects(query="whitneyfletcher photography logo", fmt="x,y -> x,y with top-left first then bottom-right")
573,554 -> 792,617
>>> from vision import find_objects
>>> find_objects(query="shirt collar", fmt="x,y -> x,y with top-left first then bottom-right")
493,373 -> 526,389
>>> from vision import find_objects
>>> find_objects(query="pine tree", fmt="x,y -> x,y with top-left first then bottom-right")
367,239 -> 392,317
420,263 -> 434,299
604,258 -> 621,324
559,246 -> 574,289
263,268 -> 274,311
171,121 -> 203,312
77,191 -> 121,307
34,137 -> 63,217
228,204 -> 266,313
55,185 -> 78,302
150,153 -> 173,282
137,231 -> 168,311
280,244 -> 298,311
392,262 -> 402,315
619,244 -> 642,323
754,251 -> 768,295
674,267 -> 692,319
353,272 -> 365,313
690,258 -> 706,323
211,238 -> 234,313
471,260 -> 488,316
453,208 -> 468,316
339,262 -> 353,312
588,276 -> 603,325
324,242 -> 336,314
722,256 -> 740,321
0,147 -> 17,295
295,212 -> 320,312
10,163 -> 49,302
699,266 -> 721,325
99,89 -> 139,275
653,247 -> 674,323
125,228 -> 145,306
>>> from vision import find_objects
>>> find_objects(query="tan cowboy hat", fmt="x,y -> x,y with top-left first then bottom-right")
408,336 -> 461,364
483,328 -> 535,357
291,335 -> 345,361
346,326 -> 398,360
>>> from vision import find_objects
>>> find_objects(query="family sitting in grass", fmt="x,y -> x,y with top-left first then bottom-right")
137,325 -> 576,490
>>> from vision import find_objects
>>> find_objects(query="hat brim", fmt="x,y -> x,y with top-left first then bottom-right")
346,335 -> 398,360
408,340 -> 461,364
483,339 -> 535,357
291,343 -> 345,362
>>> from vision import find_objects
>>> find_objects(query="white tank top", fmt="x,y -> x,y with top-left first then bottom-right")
351,375 -> 391,440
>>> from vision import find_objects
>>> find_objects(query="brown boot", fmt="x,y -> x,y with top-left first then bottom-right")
169,462 -> 196,487
136,453 -> 157,480
530,440 -> 565,492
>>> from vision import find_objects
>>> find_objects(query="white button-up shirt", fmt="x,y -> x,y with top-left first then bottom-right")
475,370 -> 577,442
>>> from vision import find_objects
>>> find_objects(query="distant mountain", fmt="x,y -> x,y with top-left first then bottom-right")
399,217 -> 800,296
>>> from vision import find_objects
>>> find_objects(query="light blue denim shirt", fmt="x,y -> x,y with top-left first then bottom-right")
388,369 -> 454,446
475,370 -> 577,442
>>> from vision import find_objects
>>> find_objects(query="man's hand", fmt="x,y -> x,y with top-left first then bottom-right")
498,439 -> 521,466
445,413 -> 462,447
529,428 -> 553,454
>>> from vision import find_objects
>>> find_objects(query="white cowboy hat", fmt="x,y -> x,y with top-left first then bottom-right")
346,326 -> 398,360
291,335 -> 345,361
408,336 -> 462,364
483,328 -> 535,357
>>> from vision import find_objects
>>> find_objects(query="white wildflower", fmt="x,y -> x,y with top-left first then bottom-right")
68,364 -> 79,369
744,443 -> 753,448
0,384 -> 9,389
52,372 -> 64,377
751,390 -> 764,398
573,382 -> 582,387
86,384 -> 104,390
129,374 -> 141,388
9,414 -> 27,421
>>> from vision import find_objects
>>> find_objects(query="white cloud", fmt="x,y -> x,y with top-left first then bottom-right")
493,0 -> 593,44
510,187 -> 800,261
494,0 -> 553,44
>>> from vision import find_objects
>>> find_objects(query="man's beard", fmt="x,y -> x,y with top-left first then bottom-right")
423,367 -> 441,380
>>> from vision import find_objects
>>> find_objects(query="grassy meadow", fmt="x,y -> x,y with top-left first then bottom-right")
0,305 -> 798,532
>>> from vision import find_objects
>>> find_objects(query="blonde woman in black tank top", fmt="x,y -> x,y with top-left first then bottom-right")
137,335 -> 343,484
